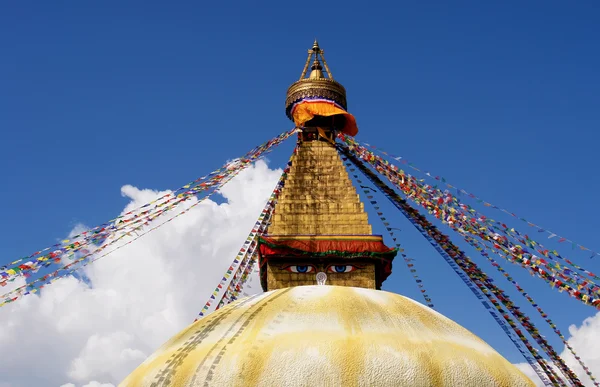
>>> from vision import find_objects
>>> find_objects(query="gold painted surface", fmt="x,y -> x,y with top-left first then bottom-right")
120,286 -> 535,387
268,141 -> 372,235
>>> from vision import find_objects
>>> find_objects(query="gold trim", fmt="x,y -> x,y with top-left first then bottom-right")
285,78 -> 347,112
265,235 -> 384,242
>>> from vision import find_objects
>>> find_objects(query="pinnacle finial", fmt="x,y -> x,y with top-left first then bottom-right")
313,39 -> 320,51
309,47 -> 324,79
298,39 -> 333,80
286,41 -> 348,123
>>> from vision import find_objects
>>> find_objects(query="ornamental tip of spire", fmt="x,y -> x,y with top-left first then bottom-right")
301,39 -> 330,80
286,40 -> 348,118
313,39 -> 320,51
308,39 -> 324,79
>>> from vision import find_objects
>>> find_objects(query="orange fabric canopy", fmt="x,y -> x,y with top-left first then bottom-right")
291,100 -> 358,136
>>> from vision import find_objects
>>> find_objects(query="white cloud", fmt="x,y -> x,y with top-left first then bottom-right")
515,312 -> 600,386
0,160 -> 279,387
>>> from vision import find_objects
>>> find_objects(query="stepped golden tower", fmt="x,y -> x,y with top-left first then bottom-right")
258,40 -> 397,292
120,41 -> 535,387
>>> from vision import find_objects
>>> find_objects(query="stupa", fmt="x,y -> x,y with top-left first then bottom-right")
120,41 -> 535,387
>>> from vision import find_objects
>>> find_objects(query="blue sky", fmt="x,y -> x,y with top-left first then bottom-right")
1,0 -> 599,369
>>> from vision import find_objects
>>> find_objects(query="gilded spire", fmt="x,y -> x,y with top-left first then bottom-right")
309,56 -> 324,79
286,41 -> 348,118
299,39 -> 333,80
267,41 -> 393,291
308,40 -> 324,79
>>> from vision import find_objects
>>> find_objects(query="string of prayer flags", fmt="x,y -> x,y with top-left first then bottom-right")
0,128 -> 297,288
216,153 -> 295,309
0,129 -> 297,307
338,134 -> 600,310
342,156 -> 434,308
399,169 -> 600,301
468,237 -> 599,385
341,146 -> 582,386
1,178 -> 233,308
346,136 -> 600,283
353,137 -> 600,260
195,146 -> 296,320
340,146 -> 558,385
216,154 -> 296,308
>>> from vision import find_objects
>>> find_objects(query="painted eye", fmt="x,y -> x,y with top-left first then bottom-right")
284,265 -> 315,273
327,265 -> 357,273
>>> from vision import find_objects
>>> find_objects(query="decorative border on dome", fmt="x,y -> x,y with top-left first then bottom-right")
285,79 -> 347,119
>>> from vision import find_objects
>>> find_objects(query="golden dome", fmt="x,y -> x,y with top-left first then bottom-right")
120,286 -> 535,387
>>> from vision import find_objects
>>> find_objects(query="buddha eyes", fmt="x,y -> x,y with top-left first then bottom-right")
284,265 -> 316,273
283,265 -> 357,273
327,265 -> 357,273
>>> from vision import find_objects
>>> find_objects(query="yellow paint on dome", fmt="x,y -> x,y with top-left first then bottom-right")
120,286 -> 535,387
